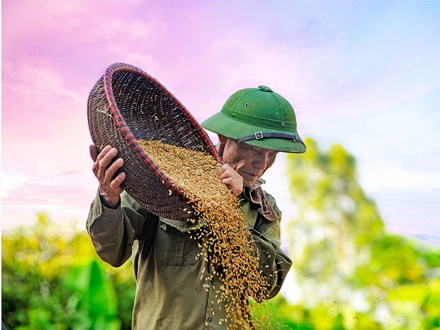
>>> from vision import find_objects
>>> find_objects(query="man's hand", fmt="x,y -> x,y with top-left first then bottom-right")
90,145 -> 126,208
218,164 -> 243,197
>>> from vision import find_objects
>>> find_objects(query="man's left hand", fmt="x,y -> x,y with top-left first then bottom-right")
218,164 -> 243,197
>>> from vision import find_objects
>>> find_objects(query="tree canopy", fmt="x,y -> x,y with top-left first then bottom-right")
285,137 -> 440,329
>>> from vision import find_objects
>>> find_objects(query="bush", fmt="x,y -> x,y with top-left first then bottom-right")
2,213 -> 135,330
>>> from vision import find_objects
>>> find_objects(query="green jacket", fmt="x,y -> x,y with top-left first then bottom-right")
86,183 -> 292,329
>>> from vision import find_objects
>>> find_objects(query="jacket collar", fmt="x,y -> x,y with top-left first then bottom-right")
242,178 -> 278,221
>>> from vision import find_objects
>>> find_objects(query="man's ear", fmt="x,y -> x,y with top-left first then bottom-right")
218,135 -> 227,144
217,135 -> 227,156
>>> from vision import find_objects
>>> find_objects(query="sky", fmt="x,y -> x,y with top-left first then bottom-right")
2,0 -> 440,247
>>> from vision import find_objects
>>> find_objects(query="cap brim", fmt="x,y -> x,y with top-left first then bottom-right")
202,112 -> 306,153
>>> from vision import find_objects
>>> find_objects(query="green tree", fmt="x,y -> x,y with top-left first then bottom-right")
285,137 -> 440,329
2,213 -> 135,329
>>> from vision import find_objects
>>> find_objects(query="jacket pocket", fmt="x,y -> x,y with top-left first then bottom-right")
155,223 -> 201,266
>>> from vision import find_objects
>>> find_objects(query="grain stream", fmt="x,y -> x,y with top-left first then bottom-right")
138,140 -> 270,329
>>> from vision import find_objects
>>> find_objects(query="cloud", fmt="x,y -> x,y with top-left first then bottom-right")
2,168 -> 97,231
2,179 -> 93,204
206,22 -> 356,102
2,58 -> 93,173
2,61 -> 84,105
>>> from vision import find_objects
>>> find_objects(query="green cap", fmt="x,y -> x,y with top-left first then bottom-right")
201,85 -> 306,153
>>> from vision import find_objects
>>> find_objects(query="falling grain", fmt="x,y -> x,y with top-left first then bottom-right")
138,139 -> 270,329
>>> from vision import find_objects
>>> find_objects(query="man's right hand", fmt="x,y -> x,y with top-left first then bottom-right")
90,145 -> 126,208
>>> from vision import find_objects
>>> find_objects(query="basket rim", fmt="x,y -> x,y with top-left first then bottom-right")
102,62 -> 223,203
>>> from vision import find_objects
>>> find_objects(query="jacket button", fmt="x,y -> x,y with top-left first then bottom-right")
207,317 -> 212,322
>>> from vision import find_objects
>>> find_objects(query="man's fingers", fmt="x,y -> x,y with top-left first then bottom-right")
98,146 -> 116,167
89,145 -> 125,208
218,164 -> 243,197
104,158 -> 124,183
111,172 -> 126,189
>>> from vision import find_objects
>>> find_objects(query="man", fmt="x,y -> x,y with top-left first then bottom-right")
86,85 -> 306,329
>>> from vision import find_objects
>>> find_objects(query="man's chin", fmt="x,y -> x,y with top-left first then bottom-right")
241,172 -> 261,188
243,179 -> 258,188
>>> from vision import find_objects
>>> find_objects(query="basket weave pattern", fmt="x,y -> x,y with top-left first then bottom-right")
87,63 -> 221,220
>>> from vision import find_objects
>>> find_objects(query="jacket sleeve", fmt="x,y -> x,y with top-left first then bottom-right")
86,191 -> 153,267
250,193 -> 292,300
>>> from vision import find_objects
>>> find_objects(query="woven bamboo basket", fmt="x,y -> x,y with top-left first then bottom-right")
87,62 -> 221,220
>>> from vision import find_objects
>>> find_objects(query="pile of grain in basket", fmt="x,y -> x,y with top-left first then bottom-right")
138,139 -> 270,329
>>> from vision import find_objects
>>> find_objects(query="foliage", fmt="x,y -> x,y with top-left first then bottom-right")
2,213 -> 135,330
286,137 -> 440,329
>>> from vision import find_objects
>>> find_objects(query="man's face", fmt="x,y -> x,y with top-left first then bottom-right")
219,136 -> 278,187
